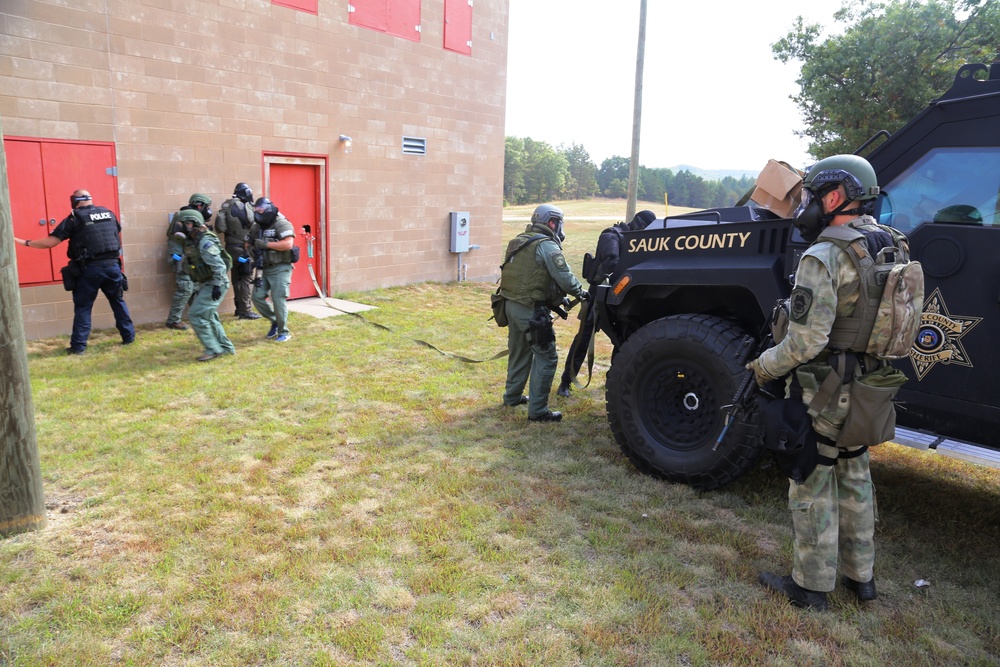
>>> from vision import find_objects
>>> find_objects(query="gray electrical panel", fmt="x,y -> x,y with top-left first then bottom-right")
449,211 -> 470,253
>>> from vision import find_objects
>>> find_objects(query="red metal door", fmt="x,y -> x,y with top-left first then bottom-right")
5,138 -> 119,285
267,162 -> 323,300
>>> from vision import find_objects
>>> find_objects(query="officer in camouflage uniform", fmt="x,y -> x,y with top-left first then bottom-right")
215,183 -> 261,320
749,155 -> 894,611
499,204 -> 587,422
176,209 -> 235,362
248,197 -> 296,343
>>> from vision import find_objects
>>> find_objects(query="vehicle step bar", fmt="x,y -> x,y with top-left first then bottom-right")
893,427 -> 1000,470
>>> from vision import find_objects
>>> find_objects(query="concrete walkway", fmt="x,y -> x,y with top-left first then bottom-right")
285,296 -> 375,320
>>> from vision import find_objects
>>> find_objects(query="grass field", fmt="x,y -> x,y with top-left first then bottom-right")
2,209 -> 1000,666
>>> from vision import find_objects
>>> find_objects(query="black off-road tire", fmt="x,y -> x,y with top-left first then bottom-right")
606,314 -> 764,490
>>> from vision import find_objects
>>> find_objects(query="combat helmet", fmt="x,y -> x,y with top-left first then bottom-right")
803,154 -> 880,201
233,183 -> 254,204
531,204 -> 565,241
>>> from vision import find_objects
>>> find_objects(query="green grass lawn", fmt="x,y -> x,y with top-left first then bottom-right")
3,216 -> 1000,666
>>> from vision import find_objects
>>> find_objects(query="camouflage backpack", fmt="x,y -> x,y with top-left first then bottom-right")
820,223 -> 925,360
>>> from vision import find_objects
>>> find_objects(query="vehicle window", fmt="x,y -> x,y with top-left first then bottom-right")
877,147 -> 1000,233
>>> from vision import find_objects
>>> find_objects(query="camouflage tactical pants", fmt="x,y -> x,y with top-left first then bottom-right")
790,440 -> 876,592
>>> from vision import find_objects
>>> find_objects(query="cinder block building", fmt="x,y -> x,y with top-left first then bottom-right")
1,0 -> 508,340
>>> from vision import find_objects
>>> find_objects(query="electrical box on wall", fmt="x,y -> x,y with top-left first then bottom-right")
449,211 -> 470,253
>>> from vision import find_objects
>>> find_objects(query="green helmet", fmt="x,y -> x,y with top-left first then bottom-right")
188,193 -> 212,207
803,154 -> 880,201
175,208 -> 205,227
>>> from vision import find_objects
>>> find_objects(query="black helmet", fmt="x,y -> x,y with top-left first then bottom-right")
253,197 -> 278,227
629,210 -> 656,230
234,183 -> 254,204
531,204 -> 565,241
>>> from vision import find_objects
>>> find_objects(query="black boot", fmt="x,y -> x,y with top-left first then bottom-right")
758,572 -> 828,611
528,411 -> 562,423
556,381 -> 571,397
842,576 -> 877,601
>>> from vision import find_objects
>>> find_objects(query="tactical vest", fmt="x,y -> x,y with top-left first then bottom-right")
818,221 -> 915,356
499,233 -> 558,306
185,231 -> 232,282
251,215 -> 295,266
68,206 -> 120,261
219,198 -> 252,248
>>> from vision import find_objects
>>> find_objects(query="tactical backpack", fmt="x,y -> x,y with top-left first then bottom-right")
819,223 -> 925,359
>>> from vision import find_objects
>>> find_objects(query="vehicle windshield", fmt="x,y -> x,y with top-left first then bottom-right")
877,147 -> 1000,233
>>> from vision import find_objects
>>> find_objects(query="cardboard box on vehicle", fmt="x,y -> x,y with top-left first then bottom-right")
750,160 -> 804,218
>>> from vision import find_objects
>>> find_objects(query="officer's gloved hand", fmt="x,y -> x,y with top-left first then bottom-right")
254,239 -> 269,250
746,358 -> 777,388
579,291 -> 590,302
211,285 -> 222,301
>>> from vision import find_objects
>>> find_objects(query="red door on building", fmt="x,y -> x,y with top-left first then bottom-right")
5,138 -> 119,285
266,160 -> 324,300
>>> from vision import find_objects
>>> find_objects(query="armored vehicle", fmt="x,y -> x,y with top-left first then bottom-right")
596,62 -> 1000,490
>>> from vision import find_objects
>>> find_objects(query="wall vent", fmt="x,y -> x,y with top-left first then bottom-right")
402,136 -> 427,155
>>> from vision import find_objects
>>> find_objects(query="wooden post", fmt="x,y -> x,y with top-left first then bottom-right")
0,114 -> 46,537
625,0 -> 647,224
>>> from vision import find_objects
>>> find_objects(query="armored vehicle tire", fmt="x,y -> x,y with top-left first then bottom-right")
606,314 -> 764,490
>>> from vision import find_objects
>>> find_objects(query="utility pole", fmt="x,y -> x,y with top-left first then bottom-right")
0,114 -> 46,538
625,0 -> 647,223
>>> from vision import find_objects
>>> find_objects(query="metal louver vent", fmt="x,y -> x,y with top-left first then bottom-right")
402,136 -> 427,155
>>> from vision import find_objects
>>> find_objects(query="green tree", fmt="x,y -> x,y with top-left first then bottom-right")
597,156 -> 630,196
504,136 -> 527,205
560,143 -> 599,199
773,0 -> 1000,157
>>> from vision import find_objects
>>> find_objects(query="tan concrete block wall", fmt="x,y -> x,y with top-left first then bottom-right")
2,0 -> 508,340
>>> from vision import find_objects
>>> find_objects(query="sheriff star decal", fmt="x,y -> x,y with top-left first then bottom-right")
909,288 -> 982,381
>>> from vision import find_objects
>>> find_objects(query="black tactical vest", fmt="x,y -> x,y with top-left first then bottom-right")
68,206 -> 121,261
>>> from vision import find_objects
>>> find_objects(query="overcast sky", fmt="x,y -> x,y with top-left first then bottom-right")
504,0 -> 849,173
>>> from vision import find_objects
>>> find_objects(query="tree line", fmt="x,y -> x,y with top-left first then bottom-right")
504,136 -> 756,209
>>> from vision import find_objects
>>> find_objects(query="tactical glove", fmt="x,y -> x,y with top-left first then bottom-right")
211,285 -> 222,301
254,239 -> 269,250
747,358 -> 778,388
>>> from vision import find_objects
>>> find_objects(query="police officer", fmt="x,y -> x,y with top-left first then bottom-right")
215,183 -> 261,320
183,193 -> 214,229
165,218 -> 192,330
749,155 -> 892,611
557,209 -> 656,397
164,193 -> 212,330
248,197 -> 296,343
175,209 -> 235,362
15,189 -> 135,354
499,204 -> 587,422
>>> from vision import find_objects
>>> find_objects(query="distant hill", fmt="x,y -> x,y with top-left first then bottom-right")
669,164 -> 760,181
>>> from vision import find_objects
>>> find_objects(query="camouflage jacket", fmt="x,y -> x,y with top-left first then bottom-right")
755,216 -> 887,380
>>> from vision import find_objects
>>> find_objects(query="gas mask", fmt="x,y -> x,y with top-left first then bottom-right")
794,186 -> 870,243
552,218 -> 565,242
793,188 -> 831,243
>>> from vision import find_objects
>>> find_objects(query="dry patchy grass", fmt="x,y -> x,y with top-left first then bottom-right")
3,215 -> 1000,666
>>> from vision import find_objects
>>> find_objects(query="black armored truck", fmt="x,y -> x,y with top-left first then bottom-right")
596,62 -> 1000,490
